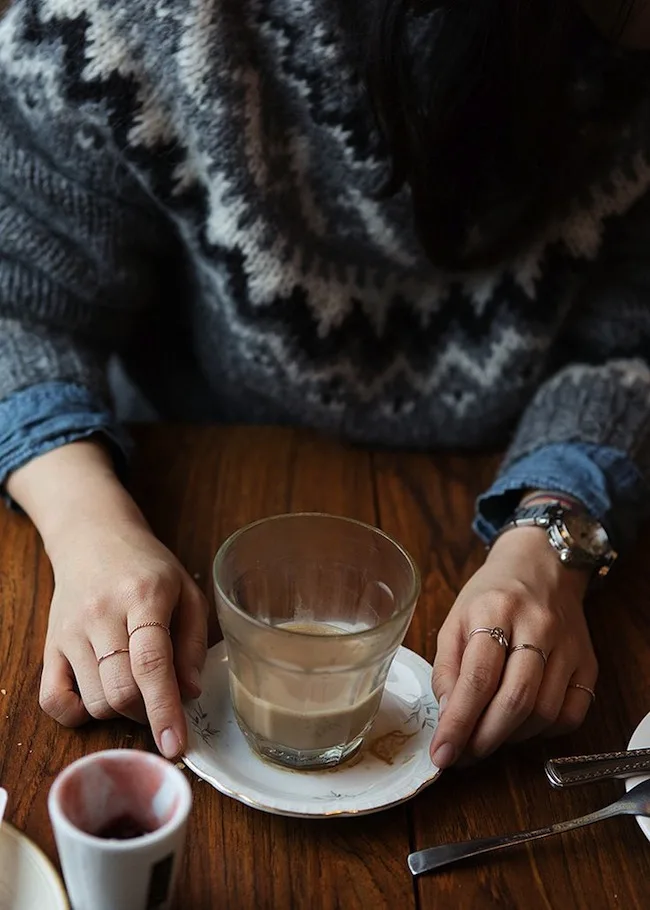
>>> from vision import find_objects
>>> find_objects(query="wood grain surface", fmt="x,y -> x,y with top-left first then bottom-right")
1,425 -> 649,909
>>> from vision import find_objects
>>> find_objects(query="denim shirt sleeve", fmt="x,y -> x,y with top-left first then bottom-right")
0,381 -> 131,495
474,443 -> 650,551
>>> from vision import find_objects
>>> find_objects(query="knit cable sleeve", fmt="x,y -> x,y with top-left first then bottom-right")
0,3 -> 178,475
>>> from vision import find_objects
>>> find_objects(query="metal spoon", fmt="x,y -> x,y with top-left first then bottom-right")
0,788 -> 7,825
408,776 -> 650,876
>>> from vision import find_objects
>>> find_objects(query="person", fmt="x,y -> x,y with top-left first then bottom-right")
0,0 -> 649,771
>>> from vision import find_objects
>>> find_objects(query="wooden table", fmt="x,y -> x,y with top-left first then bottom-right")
1,425 -> 650,909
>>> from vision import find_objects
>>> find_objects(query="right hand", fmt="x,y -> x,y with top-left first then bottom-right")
429,526 -> 595,769
40,518 -> 208,759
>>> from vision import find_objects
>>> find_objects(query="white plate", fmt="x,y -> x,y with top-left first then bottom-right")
182,642 -> 441,817
625,711 -> 650,842
0,822 -> 68,910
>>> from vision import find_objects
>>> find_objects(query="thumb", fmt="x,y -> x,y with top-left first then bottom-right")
173,575 -> 209,698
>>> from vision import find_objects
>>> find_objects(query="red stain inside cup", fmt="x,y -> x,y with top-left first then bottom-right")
94,814 -> 154,840
57,754 -> 180,840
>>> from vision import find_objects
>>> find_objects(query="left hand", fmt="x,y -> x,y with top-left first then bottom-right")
429,526 -> 597,769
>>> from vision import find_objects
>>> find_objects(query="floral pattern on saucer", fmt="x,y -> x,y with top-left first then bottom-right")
182,642 -> 440,818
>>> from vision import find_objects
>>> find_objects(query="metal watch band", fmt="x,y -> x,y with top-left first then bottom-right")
491,500 -> 616,575
490,502 -> 564,545
506,502 -> 562,529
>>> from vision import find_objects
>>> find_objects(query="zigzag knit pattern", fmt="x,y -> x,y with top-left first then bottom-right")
0,0 -> 650,471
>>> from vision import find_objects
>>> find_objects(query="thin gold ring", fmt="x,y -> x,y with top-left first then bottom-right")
468,626 -> 509,650
568,683 -> 596,702
509,643 -> 548,667
97,647 -> 130,666
128,621 -> 171,638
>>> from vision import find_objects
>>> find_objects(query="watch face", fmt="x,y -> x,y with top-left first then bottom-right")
563,511 -> 610,557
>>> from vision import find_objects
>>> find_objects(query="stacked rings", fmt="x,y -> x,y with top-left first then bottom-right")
96,622 -> 171,667
467,628 -> 595,703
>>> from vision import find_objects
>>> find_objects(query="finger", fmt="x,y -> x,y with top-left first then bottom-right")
431,626 -> 465,718
94,627 -> 147,724
39,649 -> 91,727
544,666 -> 598,737
466,643 -> 546,759
429,629 -> 509,769
508,649 -> 575,742
128,622 -> 186,759
69,644 -> 120,721
172,577 -> 208,698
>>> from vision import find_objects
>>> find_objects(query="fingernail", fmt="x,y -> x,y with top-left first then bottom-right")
438,694 -> 448,718
160,728 -> 181,759
431,742 -> 456,770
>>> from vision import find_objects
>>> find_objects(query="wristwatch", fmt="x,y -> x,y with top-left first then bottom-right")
493,502 -> 618,576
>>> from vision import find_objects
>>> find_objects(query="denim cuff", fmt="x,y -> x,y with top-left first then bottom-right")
474,443 -> 650,551
0,381 -> 131,501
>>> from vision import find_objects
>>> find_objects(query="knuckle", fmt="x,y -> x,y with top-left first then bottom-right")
519,604 -> 561,641
555,704 -> 586,733
188,627 -> 208,651
431,662 -> 455,693
130,643 -> 169,679
464,664 -> 495,697
105,680 -> 142,715
498,590 -> 527,616
84,697 -> 115,721
534,699 -> 560,726
84,596 -> 111,624
498,684 -> 536,718
146,698 -> 178,724
117,572 -> 172,607
180,634 -> 207,667
538,612 -> 561,637
480,585 -> 528,617
39,688 -> 70,721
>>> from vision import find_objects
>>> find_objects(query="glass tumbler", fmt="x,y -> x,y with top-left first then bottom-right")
213,513 -> 420,770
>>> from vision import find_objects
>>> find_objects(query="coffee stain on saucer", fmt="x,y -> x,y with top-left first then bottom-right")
367,730 -> 418,765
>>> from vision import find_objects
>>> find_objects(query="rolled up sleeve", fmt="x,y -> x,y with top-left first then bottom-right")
0,381 -> 131,489
474,442 -> 650,550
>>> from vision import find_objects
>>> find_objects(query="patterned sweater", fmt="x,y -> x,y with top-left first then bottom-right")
0,0 -> 649,545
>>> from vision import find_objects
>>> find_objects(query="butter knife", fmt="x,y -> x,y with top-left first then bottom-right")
545,748 -> 650,788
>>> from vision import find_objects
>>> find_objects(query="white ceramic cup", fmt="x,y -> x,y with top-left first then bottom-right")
48,749 -> 192,910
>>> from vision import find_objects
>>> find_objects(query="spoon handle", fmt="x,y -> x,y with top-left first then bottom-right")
408,802 -> 622,876
545,749 -> 650,787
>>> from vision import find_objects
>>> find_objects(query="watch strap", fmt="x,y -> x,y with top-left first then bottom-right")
491,500 -> 616,575
490,501 -> 565,545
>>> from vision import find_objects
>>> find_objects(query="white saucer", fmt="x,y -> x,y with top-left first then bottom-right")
625,711 -> 650,843
182,642 -> 440,817
0,821 -> 69,910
